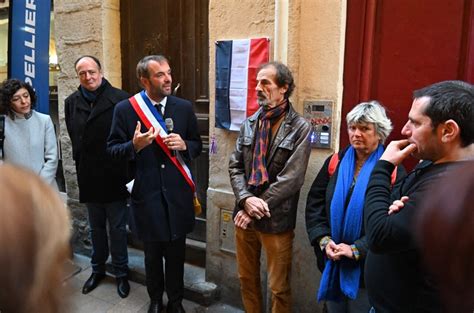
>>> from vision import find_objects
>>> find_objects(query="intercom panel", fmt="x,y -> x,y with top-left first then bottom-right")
304,100 -> 333,149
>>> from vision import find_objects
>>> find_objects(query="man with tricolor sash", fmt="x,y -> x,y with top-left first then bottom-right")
107,55 -> 202,313
229,62 -> 311,313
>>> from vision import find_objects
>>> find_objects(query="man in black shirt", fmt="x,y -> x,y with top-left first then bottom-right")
364,80 -> 474,312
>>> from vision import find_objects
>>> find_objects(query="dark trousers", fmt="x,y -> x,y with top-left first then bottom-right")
144,237 -> 186,305
86,200 -> 129,277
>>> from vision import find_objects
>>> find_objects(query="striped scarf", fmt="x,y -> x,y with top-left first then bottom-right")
248,99 -> 288,189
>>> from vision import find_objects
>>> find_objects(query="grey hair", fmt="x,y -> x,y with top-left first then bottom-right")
136,55 -> 169,81
346,100 -> 393,143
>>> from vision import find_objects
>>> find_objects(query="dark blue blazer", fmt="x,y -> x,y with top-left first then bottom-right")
107,94 -> 202,242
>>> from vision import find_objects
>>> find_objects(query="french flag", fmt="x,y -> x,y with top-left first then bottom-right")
215,38 -> 270,131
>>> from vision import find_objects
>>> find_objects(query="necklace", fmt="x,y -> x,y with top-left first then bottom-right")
354,160 -> 365,178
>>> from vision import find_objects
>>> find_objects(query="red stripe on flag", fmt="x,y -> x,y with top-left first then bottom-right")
129,97 -> 195,192
246,38 -> 270,117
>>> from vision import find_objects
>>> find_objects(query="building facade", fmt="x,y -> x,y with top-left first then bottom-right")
53,0 -> 473,312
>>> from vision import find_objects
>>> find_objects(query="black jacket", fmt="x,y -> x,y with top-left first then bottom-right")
305,146 -> 405,274
107,95 -> 202,242
65,79 -> 130,203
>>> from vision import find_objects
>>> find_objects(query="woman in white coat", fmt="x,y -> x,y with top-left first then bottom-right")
0,79 -> 58,186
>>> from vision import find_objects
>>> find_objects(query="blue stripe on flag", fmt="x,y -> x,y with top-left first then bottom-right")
215,40 -> 233,129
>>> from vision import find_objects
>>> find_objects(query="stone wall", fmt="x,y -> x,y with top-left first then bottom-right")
54,0 -> 122,254
207,0 -> 347,311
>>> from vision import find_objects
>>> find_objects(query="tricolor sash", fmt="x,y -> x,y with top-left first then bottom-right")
129,91 -> 202,215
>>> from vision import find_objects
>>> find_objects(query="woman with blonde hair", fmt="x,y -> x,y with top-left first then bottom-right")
0,164 -> 71,313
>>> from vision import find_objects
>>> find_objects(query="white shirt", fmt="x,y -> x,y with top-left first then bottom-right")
145,91 -> 167,115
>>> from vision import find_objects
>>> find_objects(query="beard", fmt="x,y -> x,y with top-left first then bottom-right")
160,85 -> 172,96
257,91 -> 270,107
257,97 -> 269,107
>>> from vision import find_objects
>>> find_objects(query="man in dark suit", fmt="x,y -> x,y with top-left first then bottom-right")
65,55 -> 131,298
107,55 -> 202,313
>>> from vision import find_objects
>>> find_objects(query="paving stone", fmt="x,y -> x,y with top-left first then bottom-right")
68,290 -> 114,313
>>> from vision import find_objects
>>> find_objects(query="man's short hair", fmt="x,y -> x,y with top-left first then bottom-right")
74,55 -> 102,71
136,55 -> 169,80
413,80 -> 474,146
259,61 -> 295,99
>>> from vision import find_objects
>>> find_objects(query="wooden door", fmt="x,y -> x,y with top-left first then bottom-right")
121,0 -> 209,241
342,0 -> 474,169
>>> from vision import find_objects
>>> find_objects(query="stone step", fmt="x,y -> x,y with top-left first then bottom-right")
106,247 -> 219,306
127,231 -> 206,268
185,237 -> 207,268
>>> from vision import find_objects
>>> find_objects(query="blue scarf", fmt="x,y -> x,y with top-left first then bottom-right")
317,144 -> 384,301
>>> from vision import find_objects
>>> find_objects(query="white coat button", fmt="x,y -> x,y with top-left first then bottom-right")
161,164 -> 165,168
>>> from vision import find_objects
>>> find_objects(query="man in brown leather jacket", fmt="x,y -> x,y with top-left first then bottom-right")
229,61 -> 311,313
